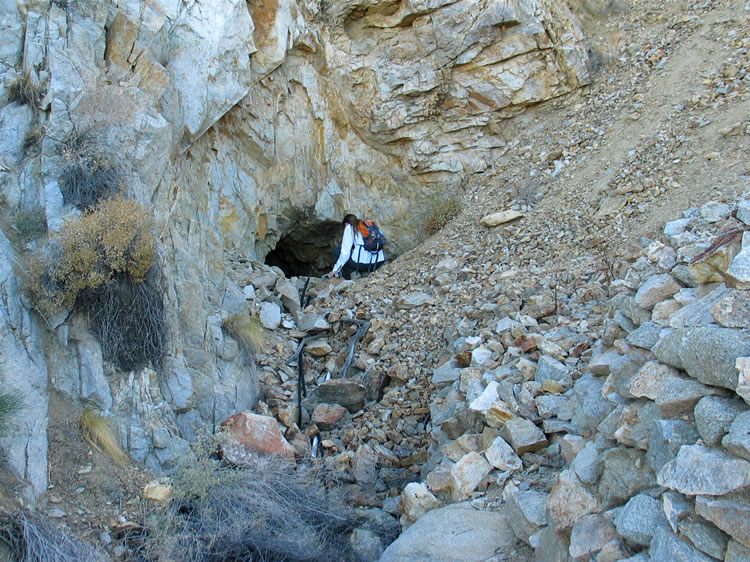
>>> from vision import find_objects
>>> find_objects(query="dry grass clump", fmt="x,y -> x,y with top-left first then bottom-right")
7,70 -> 44,108
11,205 -> 47,243
0,509 -> 105,562
28,197 -> 156,315
58,129 -> 124,209
148,433 -> 358,561
223,312 -> 266,362
422,191 -> 463,236
79,406 -> 129,468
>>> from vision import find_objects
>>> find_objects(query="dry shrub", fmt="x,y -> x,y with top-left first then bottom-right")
28,197 -> 156,314
7,70 -> 44,108
223,313 -> 266,362
58,129 -> 124,209
149,433 -> 358,562
79,406 -> 129,468
0,509 -> 105,562
422,192 -> 463,236
81,268 -> 168,371
25,198 -> 166,371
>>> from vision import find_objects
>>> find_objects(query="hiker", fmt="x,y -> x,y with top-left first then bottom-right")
324,213 -> 386,279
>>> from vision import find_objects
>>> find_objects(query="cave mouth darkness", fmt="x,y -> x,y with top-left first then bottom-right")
264,220 -> 342,278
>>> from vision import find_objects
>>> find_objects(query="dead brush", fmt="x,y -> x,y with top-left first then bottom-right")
7,70 -> 44,108
58,129 -> 124,209
148,434 -> 359,562
79,406 -> 129,468
81,267 -> 168,371
0,508 -> 105,562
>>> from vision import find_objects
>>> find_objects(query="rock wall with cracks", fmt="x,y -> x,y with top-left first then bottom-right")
0,0 -> 592,497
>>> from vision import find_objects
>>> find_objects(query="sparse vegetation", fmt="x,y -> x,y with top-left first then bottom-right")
148,435 -> 359,562
422,191 -> 464,236
7,70 -> 44,108
58,129 -> 124,209
22,128 -> 42,158
0,509 -> 105,562
79,406 -> 129,468
0,391 -> 22,437
12,205 -> 47,244
223,312 -> 266,362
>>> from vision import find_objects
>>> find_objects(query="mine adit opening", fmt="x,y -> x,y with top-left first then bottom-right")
264,219 -> 342,278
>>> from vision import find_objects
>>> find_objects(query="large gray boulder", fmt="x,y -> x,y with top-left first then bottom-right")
379,503 -> 518,561
653,327 -> 750,390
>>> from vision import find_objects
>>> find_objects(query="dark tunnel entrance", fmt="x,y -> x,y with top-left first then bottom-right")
264,220 -> 342,278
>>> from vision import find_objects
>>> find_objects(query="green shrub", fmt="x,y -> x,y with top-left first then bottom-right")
148,433 -> 358,561
7,70 -> 44,108
12,205 -> 47,243
0,392 -> 22,437
58,129 -> 124,209
422,192 -> 463,236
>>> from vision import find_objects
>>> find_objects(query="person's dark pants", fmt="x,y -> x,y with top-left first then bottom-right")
332,247 -> 385,279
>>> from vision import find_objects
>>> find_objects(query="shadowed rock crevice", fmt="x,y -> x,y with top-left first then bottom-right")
264,219 -> 341,277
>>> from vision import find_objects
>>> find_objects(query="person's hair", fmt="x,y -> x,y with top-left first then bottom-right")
342,214 -> 359,229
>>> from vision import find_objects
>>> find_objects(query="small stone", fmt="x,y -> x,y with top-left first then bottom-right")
569,514 -> 617,560
694,396 -> 746,446
480,210 -> 524,227
695,493 -> 750,548
484,436 -> 522,472
450,452 -> 492,501
634,274 -> 682,310
547,470 -> 598,532
614,494 -> 666,545
401,482 -> 440,523
505,490 -> 548,545
722,411 -> 750,462
678,516 -> 729,560
500,418 -> 548,455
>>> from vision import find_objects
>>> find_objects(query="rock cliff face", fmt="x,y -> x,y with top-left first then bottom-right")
0,0 -> 591,495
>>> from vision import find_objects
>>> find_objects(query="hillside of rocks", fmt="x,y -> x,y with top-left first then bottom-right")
0,0 -> 749,559
213,0 -> 750,559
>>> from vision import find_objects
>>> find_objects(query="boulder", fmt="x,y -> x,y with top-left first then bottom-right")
380,503 -> 516,562
657,445 -> 750,496
220,412 -> 296,463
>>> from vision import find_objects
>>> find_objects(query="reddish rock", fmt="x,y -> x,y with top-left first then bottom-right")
221,412 -> 296,464
312,403 -> 347,430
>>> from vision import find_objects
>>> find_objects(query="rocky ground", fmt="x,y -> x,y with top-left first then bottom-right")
10,0 -> 750,559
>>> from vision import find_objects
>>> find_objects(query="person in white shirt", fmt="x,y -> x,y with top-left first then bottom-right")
324,214 -> 385,279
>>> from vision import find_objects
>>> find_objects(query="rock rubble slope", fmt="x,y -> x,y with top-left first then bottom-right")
219,0 -> 750,559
